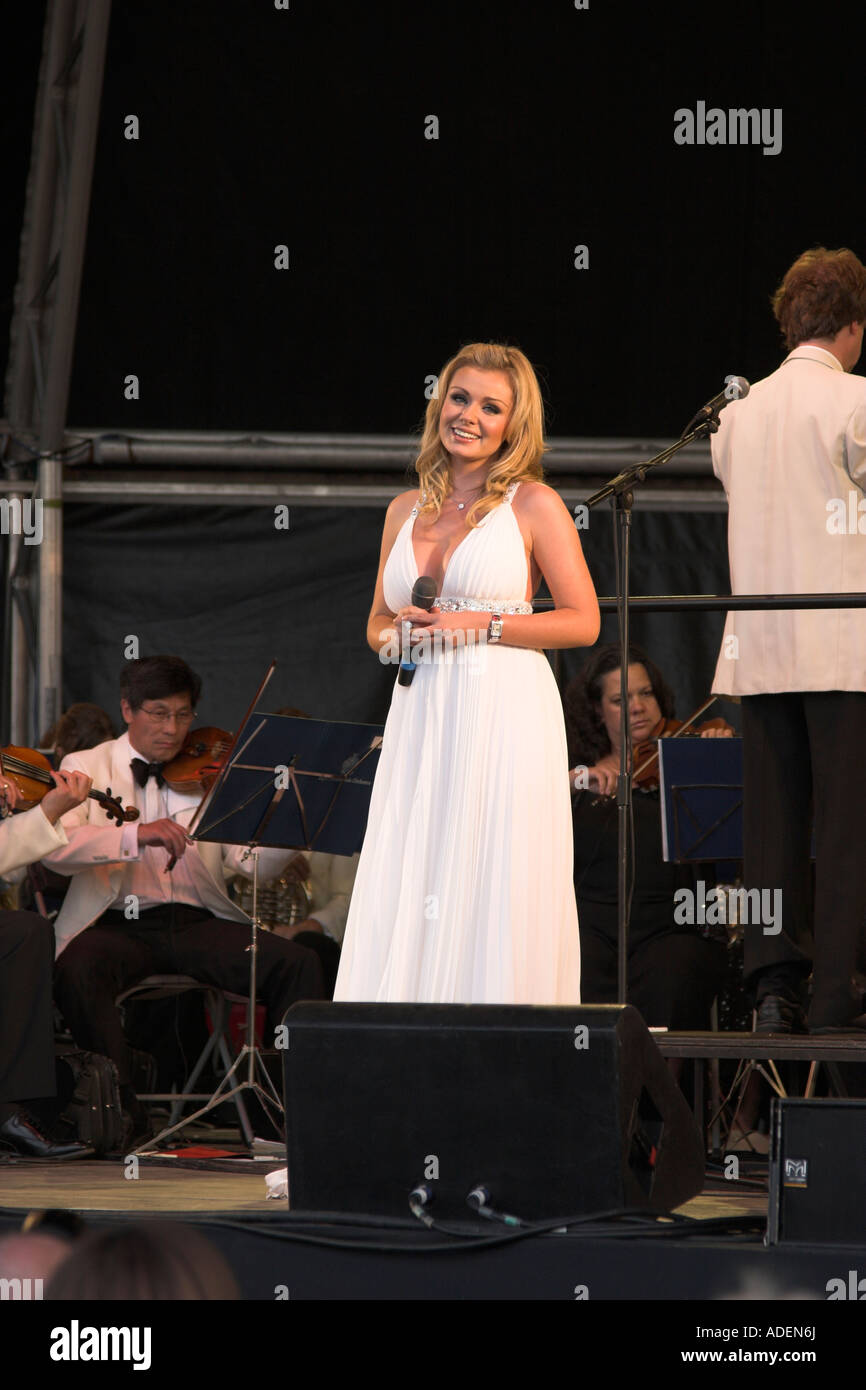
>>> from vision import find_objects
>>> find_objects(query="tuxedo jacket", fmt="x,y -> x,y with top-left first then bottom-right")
711,345 -> 866,695
44,734 -> 291,957
0,803 -> 66,878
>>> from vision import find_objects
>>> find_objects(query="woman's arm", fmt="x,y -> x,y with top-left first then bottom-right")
365,491 -> 419,655
420,482 -> 600,650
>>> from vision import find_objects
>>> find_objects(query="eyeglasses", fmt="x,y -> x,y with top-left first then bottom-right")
138,705 -> 196,726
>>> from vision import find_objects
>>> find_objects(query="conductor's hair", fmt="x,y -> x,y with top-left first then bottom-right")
119,656 -> 202,710
772,247 -> 866,350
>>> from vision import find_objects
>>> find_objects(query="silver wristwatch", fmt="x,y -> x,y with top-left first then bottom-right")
487,613 -> 503,644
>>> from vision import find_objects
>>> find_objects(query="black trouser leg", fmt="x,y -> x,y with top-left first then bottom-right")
0,911 -> 56,1103
293,930 -> 342,999
804,692 -> 866,1026
628,933 -> 727,1031
54,910 -> 324,1093
741,694 -> 813,994
165,918 -> 325,1046
53,924 -> 160,1087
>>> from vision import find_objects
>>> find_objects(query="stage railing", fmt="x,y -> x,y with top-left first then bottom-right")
595,593 -> 866,611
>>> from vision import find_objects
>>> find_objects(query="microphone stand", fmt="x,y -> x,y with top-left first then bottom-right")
584,416 -> 720,1003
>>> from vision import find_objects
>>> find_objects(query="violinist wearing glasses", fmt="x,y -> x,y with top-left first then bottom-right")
563,644 -> 733,1031
41,654 -> 324,1149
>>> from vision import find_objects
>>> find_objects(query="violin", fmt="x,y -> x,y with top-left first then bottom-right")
632,698 -> 733,791
0,745 -> 139,827
161,728 -> 233,795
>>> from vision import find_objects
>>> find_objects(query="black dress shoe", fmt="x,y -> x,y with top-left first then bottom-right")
754,994 -> 808,1034
0,1111 -> 92,1160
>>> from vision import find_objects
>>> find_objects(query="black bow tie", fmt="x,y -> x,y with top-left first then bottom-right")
131,758 -> 165,789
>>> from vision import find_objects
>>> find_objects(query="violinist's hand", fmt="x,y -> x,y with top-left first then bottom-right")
1,777 -> 22,813
41,770 -> 93,824
138,817 -> 190,864
699,727 -> 734,738
586,755 -> 619,796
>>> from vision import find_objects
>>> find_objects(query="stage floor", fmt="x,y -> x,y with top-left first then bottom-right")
0,1155 -> 281,1214
0,1157 -> 767,1221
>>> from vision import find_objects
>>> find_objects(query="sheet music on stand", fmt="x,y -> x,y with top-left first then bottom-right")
657,736 -> 743,863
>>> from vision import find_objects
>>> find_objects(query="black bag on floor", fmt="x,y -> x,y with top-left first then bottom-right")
53,1049 -> 125,1155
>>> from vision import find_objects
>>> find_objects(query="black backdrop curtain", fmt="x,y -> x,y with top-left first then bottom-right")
52,502 -> 734,737
4,2 -> 865,434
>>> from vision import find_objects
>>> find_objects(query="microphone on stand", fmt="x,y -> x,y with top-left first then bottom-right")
681,376 -> 750,437
398,575 -> 438,688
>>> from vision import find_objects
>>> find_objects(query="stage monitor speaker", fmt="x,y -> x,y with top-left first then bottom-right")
282,1003 -> 705,1222
768,1097 -> 866,1245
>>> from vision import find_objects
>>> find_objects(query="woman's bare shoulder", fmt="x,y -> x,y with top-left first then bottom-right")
513,479 -> 569,516
386,488 -> 421,521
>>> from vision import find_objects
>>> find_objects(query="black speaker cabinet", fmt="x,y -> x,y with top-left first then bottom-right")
768,1098 -> 866,1245
282,1003 -> 705,1221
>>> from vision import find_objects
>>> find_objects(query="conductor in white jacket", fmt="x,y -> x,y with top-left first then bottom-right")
711,246 -> 866,1033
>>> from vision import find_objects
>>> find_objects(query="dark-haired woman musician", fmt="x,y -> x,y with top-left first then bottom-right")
563,644 -> 731,1030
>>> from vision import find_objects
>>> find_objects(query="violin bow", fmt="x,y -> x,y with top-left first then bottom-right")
631,695 -> 719,783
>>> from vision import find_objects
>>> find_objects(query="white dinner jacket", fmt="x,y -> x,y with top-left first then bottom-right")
711,345 -> 866,695
44,734 -> 292,956
0,803 -> 66,878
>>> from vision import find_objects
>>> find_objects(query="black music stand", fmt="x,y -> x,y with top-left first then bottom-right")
657,736 -> 743,863
134,676 -> 383,1154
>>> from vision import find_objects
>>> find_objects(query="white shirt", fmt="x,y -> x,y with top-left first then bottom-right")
44,732 -> 296,953
711,345 -> 866,695
116,740 -> 211,910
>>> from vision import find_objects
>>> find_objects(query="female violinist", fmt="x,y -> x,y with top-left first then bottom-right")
563,643 -> 733,1030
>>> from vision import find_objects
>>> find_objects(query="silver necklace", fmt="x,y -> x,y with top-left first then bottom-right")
451,486 -> 483,511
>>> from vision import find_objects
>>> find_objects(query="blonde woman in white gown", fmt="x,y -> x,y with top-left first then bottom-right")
334,343 -> 600,1005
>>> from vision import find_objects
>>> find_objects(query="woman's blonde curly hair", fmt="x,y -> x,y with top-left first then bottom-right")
415,342 -> 546,527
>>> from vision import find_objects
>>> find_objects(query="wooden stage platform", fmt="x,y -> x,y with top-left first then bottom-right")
0,1152 -> 283,1216
0,1152 -> 765,1222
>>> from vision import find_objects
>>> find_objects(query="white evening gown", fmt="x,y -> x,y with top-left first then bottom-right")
333,481 -> 580,1003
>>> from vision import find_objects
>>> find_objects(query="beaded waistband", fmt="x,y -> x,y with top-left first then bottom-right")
435,597 -> 533,614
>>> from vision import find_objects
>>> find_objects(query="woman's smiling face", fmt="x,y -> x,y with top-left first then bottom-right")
438,367 -> 513,468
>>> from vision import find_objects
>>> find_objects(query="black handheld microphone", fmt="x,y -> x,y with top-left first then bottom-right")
397,575 -> 438,687
681,376 -> 750,437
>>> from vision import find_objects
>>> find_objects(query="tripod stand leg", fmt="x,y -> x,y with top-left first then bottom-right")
132,852 -> 290,1155
216,1033 -> 255,1146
